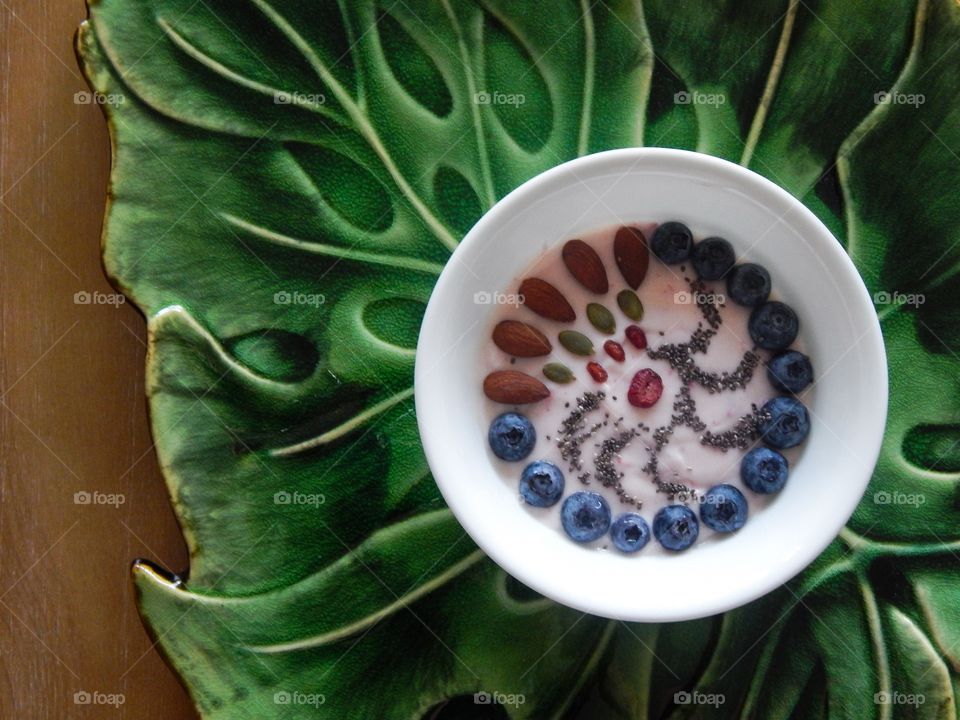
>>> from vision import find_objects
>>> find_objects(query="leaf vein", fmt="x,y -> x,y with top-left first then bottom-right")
270,387 -> 415,457
250,0 -> 461,251
248,548 -> 485,652
221,213 -> 444,276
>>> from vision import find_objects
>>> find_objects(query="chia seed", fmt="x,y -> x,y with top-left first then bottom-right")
542,275 -> 775,516
671,385 -> 706,432
700,404 -> 771,451
648,326 -> 758,394
594,426 -> 640,507
556,391 -> 605,475
691,279 -> 723,330
658,480 -> 693,501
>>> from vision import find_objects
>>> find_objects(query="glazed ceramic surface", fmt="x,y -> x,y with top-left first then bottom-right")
78,0 -> 960,717
418,149 -> 886,621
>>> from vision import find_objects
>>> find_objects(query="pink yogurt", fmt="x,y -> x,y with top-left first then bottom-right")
481,224 -> 808,553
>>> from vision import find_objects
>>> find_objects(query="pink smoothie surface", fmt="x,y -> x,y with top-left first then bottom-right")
480,223 -> 808,552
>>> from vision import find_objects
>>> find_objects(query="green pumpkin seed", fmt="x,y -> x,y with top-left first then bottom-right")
542,362 -> 575,384
617,289 -> 644,321
586,303 -> 615,334
558,330 -> 594,356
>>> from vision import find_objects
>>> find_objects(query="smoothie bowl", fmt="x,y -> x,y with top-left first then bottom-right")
415,149 -> 886,622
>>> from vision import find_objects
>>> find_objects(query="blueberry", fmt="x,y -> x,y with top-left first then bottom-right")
700,484 -> 748,532
760,396 -> 810,449
561,492 -> 611,542
691,237 -> 736,280
651,222 -> 693,264
652,505 -> 699,551
726,263 -> 771,306
488,412 -> 536,461
519,461 -> 564,507
767,350 -> 814,393
741,447 -> 789,494
610,513 -> 651,553
749,301 -> 799,350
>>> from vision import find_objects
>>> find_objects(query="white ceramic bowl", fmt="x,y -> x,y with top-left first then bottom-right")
415,148 -> 887,622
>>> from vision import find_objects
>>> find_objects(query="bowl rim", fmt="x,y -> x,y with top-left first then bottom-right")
415,147 -> 888,621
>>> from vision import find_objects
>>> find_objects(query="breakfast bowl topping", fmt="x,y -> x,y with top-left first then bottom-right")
482,222 -> 813,554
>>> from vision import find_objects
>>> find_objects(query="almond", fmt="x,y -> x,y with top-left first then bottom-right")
483,370 -> 550,404
492,320 -> 552,357
518,277 -> 576,322
562,239 -> 608,293
614,226 -> 649,289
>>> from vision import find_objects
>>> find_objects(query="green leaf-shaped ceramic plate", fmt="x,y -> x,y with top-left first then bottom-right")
77,0 -> 960,717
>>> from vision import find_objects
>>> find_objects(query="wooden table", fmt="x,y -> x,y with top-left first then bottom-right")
1,2 -> 196,716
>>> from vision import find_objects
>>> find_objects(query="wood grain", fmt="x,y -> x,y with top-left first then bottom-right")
0,2 -> 196,717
